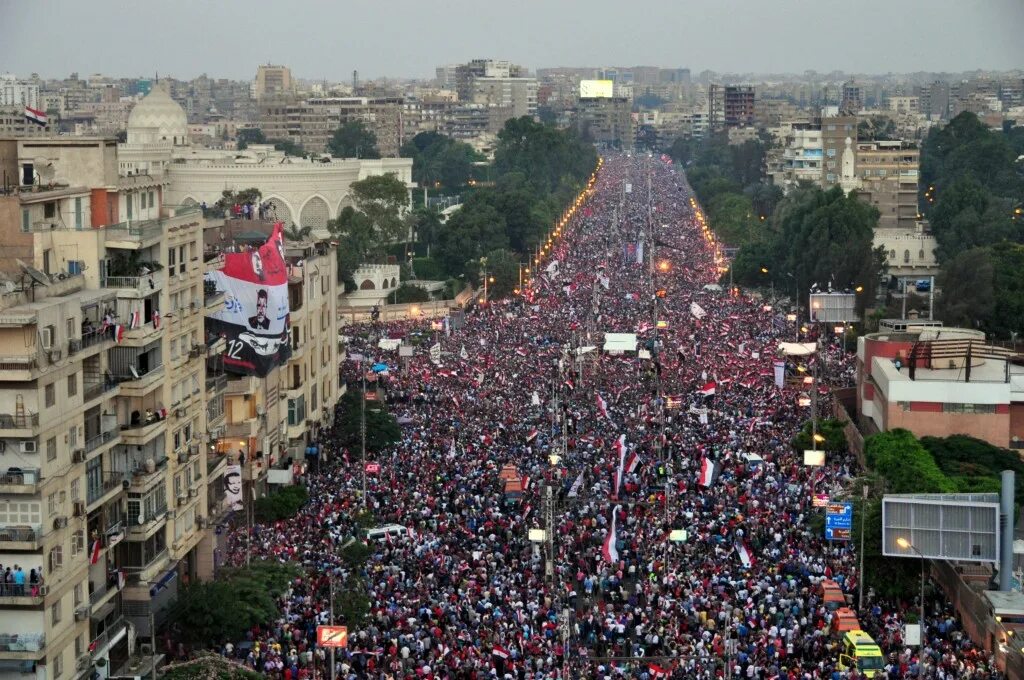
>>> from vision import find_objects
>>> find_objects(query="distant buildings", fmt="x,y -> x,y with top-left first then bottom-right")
0,73 -> 40,110
576,96 -> 633,149
452,59 -> 537,119
253,64 -> 294,100
258,96 -> 405,157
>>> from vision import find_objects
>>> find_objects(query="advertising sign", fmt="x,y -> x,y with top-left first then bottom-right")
812,494 -> 830,508
365,462 -> 381,474
579,79 -> 614,98
316,625 -> 348,648
206,222 -> 291,377
825,502 -> 853,541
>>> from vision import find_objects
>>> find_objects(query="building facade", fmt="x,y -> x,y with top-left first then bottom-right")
253,65 -> 294,101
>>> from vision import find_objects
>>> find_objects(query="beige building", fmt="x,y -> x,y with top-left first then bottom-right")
258,96 -> 405,157
852,140 -> 920,231
253,65 -> 294,101
577,97 -> 633,149
820,115 -> 858,188
0,133 -> 213,679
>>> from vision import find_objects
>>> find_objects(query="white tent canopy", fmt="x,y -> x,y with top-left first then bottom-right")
604,333 -> 638,353
777,342 -> 817,357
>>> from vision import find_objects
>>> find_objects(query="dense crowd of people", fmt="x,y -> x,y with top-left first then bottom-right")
213,155 -> 1001,679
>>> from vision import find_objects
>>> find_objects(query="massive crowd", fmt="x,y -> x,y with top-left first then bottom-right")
215,155 -> 1000,679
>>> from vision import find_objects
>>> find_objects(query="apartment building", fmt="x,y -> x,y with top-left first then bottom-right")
258,96 -> 405,156
0,136 -> 211,679
253,65 -> 294,101
853,140 -> 921,231
820,115 -> 858,188
576,97 -> 633,149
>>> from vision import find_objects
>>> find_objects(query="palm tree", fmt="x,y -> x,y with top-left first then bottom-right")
283,224 -> 312,242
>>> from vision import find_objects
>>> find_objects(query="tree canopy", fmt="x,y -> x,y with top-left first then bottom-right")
328,120 -> 381,159
938,243 -> 1024,338
400,132 -> 482,188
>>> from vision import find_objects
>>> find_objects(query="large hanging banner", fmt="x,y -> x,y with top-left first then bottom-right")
205,222 -> 291,377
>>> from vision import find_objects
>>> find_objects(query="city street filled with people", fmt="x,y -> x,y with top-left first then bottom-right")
217,154 -> 1001,680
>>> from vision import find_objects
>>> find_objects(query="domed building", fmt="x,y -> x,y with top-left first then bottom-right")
126,83 -> 188,146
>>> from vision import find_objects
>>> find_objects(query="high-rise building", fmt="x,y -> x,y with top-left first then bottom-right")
253,65 -> 294,101
453,60 -> 537,120
840,80 -> 862,114
258,96 -> 405,156
576,97 -> 633,149
1,74 -> 40,110
820,114 -> 858,187
723,86 -> 756,128
853,140 -> 920,231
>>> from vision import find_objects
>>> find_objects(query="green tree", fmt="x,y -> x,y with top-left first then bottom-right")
928,176 -> 1018,261
283,224 -> 312,242
921,111 -> 1023,202
329,206 -> 375,287
477,249 -> 520,298
705,192 -> 759,246
162,653 -> 264,679
236,127 -> 266,150
408,207 -> 443,257
400,131 -> 481,188
252,485 -> 309,522
435,197 -> 508,276
336,388 -> 401,453
792,418 -> 848,453
349,173 -> 410,246
387,283 -> 429,304
864,429 -> 956,494
270,138 -> 305,157
937,247 -> 995,329
327,121 -> 381,159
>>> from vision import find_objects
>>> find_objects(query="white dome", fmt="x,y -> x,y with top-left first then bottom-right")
127,84 -> 187,145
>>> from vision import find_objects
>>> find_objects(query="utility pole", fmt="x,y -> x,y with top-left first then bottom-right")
329,576 -> 336,680
858,483 -> 868,611
360,371 -> 367,508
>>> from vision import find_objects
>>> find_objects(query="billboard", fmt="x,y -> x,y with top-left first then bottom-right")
809,293 -> 858,323
580,79 -> 614,98
206,222 -> 291,377
882,494 -> 999,562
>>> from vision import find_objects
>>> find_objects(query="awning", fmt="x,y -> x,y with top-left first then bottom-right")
91,601 -> 116,621
778,342 -> 817,357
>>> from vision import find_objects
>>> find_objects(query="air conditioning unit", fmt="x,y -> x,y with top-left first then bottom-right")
36,584 -> 48,596
20,441 -> 37,453
39,327 -> 53,350
71,449 -> 86,464
72,501 -> 86,517
140,643 -> 153,656
53,516 -> 68,529
176,494 -> 186,506
76,655 -> 91,670
74,606 -> 90,621
196,516 -> 207,528
188,487 -> 198,498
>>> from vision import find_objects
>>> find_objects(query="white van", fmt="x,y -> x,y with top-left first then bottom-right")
365,524 -> 415,543
742,452 -> 764,470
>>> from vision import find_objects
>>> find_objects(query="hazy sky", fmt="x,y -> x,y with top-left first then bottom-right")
3,0 -> 1022,81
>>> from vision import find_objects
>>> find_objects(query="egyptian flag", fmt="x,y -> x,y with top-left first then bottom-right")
698,456 -> 719,487
152,310 -> 160,329
525,428 -> 539,444
24,106 -> 47,126
564,378 -> 575,391
492,645 -> 510,661
113,325 -> 125,344
649,664 -> 670,678
596,393 -> 609,420
602,504 -> 622,564
613,435 -> 627,497
567,472 -> 584,498
699,381 -> 717,397
735,542 -> 754,568
89,538 -> 102,565
625,451 -> 640,474
128,310 -> 141,330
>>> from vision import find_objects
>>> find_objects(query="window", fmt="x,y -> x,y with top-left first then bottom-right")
178,246 -> 186,274
149,191 -> 155,209
70,478 -> 80,502
67,373 -> 77,397
0,500 -> 40,525
48,545 -> 63,574
45,382 -> 56,407
71,530 -> 83,557
53,653 -> 63,679
168,247 -> 176,272
48,491 -> 59,516
943,403 -> 997,414
904,250 -> 910,263
889,249 -> 896,259
919,249 -> 925,260
126,193 -> 133,220
74,197 -> 82,230
47,436 -> 57,462
44,202 -> 56,219
22,208 -> 30,232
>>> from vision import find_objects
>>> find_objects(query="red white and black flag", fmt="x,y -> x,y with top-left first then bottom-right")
698,455 -> 719,487
24,106 -> 47,126
205,222 -> 291,377
602,504 -> 622,564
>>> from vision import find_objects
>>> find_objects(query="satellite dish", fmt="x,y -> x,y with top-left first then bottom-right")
0,281 -> 14,294
16,260 -> 50,287
33,159 -> 55,184
137,512 -> 145,525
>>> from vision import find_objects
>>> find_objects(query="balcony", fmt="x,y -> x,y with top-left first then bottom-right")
83,379 -> 120,404
89,568 -> 124,609
113,364 -> 165,396
226,375 -> 258,396
0,525 -> 42,550
0,580 -> 46,606
104,219 -> 163,248
225,419 -> 259,440
87,471 -> 126,509
0,412 -> 39,436
0,632 -> 45,660
72,328 -> 116,356
0,468 -> 41,494
101,272 -> 164,298
127,504 -> 168,540
205,373 -> 227,394
120,319 -> 165,345
84,426 -> 121,458
0,355 -> 39,381
120,416 -> 167,447
126,457 -> 168,494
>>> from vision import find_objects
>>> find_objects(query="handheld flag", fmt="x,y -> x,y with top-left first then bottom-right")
699,381 -> 716,397
596,393 -> 609,420
698,456 -> 719,487
602,504 -> 622,564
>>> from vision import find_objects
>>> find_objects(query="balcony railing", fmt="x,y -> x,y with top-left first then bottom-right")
105,219 -> 162,242
112,363 -> 164,385
87,472 -> 125,505
84,427 -> 120,454
102,275 -> 158,290
0,413 -> 39,430
205,373 -> 227,393
0,468 -> 40,488
0,582 -> 42,598
0,632 -> 45,653
83,380 -> 118,402
0,526 -> 42,544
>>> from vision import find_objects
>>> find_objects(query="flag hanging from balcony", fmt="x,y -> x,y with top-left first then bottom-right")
205,222 -> 291,377
89,538 -> 102,565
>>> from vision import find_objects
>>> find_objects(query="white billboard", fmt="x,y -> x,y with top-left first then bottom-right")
882,494 -> 999,562
580,80 -> 614,98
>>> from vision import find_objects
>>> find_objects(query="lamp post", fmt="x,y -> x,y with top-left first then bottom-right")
858,484 -> 868,611
897,537 -> 926,642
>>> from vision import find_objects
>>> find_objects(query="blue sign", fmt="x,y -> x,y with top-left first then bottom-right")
825,502 -> 853,541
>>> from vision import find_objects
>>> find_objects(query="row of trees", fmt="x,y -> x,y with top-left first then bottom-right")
669,133 -> 884,312
924,113 -> 1024,338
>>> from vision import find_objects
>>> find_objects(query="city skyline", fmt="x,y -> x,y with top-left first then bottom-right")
4,0 -> 1023,81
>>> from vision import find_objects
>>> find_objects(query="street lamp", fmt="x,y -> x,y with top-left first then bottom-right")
896,537 -> 927,640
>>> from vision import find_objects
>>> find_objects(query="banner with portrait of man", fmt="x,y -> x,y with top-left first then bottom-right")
205,222 -> 291,377
223,465 -> 243,511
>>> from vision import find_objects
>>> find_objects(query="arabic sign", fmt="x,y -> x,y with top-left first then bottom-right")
812,494 -> 830,508
205,222 -> 291,377
825,502 -> 853,541
365,462 -> 381,474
